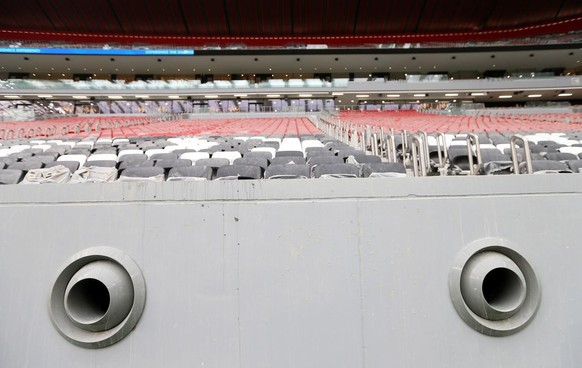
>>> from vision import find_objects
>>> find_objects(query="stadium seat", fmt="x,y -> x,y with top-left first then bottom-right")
307,156 -> 344,166
84,160 -> 117,168
150,152 -> 179,161
521,160 -> 572,174
362,163 -> 407,178
0,169 -> 24,184
270,157 -> 306,165
21,166 -> 71,184
57,154 -> 87,167
275,150 -> 303,158
167,166 -> 213,181
154,159 -> 192,169
45,160 -> 80,172
118,159 -> 154,170
544,152 -> 578,161
265,164 -> 311,179
70,166 -> 118,183
313,163 -> 360,178
8,161 -> 44,171
233,157 -> 269,171
216,165 -> 262,180
347,155 -> 383,164
211,151 -> 242,164
118,167 -> 165,182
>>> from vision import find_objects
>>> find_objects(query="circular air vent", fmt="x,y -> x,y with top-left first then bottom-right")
449,238 -> 540,336
49,247 -> 146,348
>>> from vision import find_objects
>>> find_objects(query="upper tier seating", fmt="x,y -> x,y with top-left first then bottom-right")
0,112 -> 582,184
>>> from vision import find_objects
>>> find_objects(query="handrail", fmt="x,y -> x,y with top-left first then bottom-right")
435,132 -> 448,171
385,131 -> 398,162
510,135 -> 533,174
401,129 -> 408,153
418,130 -> 431,173
379,127 -> 385,157
411,134 -> 428,177
466,133 -> 483,175
371,133 -> 379,156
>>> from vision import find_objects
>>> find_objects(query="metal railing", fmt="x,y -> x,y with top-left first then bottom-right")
510,135 -> 534,174
315,112 -> 547,177
466,133 -> 483,176
411,135 -> 428,177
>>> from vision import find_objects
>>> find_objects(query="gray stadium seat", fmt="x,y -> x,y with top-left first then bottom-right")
521,160 -> 572,174
8,161 -> 44,171
0,169 -> 24,184
118,167 -> 165,181
233,157 -> 269,171
567,160 -> 582,173
150,152 -> 178,161
118,159 -> 154,170
242,151 -> 272,161
313,163 -> 360,178
336,150 -> 365,160
216,165 -> 262,180
348,154 -> 382,164
265,164 -> 311,179
84,160 -> 118,168
270,157 -> 306,165
154,159 -> 192,169
167,166 -> 213,181
275,150 -> 303,158
307,156 -> 344,166
362,163 -> 407,177
45,160 -> 80,172
544,152 -> 578,161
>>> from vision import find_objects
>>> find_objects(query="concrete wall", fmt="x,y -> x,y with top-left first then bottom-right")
0,175 -> 580,367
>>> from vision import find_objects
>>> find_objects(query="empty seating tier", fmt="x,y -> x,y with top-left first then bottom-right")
1,112 -> 582,184
337,110 -> 582,134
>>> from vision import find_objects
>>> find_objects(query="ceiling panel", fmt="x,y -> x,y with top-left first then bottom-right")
558,0 -> 582,18
0,0 -> 53,30
0,0 -> 580,40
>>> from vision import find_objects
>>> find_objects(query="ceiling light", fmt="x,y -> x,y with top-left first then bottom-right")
234,94 -> 248,97
413,94 -> 426,97
299,94 -> 312,97
558,93 -> 573,97
332,92 -> 344,96
355,95 -> 369,98
470,93 -> 486,96
135,95 -> 149,98
204,95 -> 219,98
527,94 -> 542,98
499,95 -> 512,99
108,95 -> 123,99
386,94 -> 400,98
445,93 -> 458,97
168,95 -> 181,99
266,94 -> 281,98
37,94 -> 53,98
72,95 -> 89,99
4,95 -> 20,99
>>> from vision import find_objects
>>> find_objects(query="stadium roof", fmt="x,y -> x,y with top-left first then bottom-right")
1,0 -> 582,46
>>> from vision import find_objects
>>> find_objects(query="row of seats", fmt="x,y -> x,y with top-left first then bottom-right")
0,134 -> 407,184
0,161 -> 407,184
391,131 -> 582,175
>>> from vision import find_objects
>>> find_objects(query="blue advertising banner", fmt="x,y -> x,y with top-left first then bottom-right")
0,48 -> 194,56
